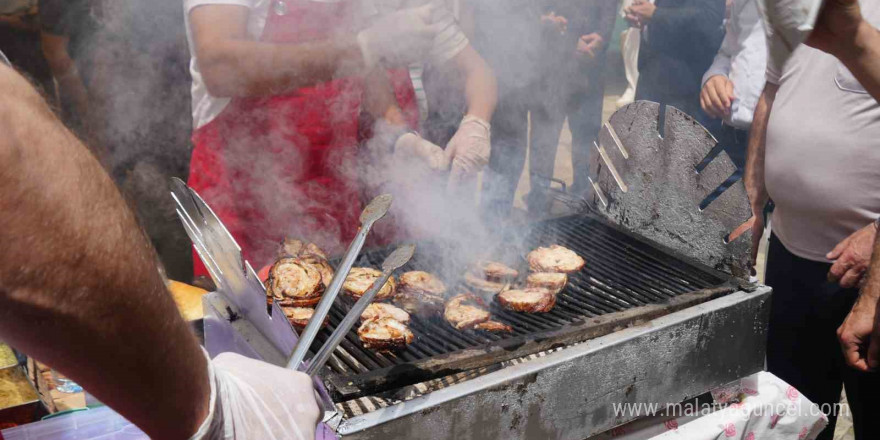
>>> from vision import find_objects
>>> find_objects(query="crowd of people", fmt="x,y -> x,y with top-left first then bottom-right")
4,0 -> 880,438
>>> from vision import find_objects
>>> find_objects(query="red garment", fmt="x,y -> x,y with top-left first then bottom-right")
189,0 -> 364,274
188,0 -> 419,276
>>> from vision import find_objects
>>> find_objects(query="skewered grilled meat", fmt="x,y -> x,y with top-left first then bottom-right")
282,306 -> 327,330
267,257 -> 324,307
361,303 -> 410,324
395,271 -> 447,316
474,320 -> 513,333
527,245 -> 585,273
526,272 -> 568,293
497,287 -> 556,313
464,272 -> 508,296
476,261 -> 519,283
444,293 -> 491,330
357,317 -> 414,351
343,267 -> 397,301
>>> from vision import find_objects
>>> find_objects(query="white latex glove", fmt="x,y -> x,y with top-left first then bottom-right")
445,115 -> 491,187
394,132 -> 450,171
190,352 -> 321,440
356,4 -> 441,69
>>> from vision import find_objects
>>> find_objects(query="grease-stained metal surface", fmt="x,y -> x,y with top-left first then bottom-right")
589,101 -> 752,277
337,288 -> 771,439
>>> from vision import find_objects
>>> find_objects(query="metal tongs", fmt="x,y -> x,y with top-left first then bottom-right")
304,244 -> 415,376
286,194 -> 394,370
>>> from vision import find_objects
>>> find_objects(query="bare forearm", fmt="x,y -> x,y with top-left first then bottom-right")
744,82 -> 778,206
0,65 -> 209,439
455,45 -> 497,121
363,67 -> 408,126
198,37 -> 364,97
838,21 -> 880,102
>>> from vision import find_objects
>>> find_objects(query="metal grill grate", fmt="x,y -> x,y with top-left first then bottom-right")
307,213 -> 734,400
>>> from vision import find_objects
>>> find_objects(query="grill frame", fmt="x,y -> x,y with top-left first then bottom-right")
305,212 -> 746,401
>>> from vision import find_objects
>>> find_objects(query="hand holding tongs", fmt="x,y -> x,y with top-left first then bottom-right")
303,243 -> 415,377
286,193 -> 394,371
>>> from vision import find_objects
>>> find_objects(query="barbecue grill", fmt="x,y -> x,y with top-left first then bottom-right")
192,101 -> 771,439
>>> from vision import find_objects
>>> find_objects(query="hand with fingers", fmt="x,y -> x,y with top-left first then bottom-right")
827,222 -> 877,288
745,177 -> 769,277
701,75 -> 735,119
445,115 -> 491,190
357,4 -> 443,68
624,0 -> 656,29
838,290 -> 880,372
541,11 -> 568,34
577,33 -> 604,59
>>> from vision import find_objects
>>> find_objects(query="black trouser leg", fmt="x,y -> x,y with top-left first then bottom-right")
764,234 -> 880,440
526,93 -> 566,214
567,73 -> 605,194
482,87 -> 529,221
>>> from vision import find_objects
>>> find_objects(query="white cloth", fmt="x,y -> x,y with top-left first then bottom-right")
701,0 -> 767,129
592,372 -> 828,440
184,0 -> 468,129
764,0 -> 880,262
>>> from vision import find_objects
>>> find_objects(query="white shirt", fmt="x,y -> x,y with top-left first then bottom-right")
764,0 -> 880,262
184,0 -> 467,129
701,0 -> 767,130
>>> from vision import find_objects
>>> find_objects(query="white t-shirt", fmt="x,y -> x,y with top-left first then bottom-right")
184,0 -> 467,129
764,0 -> 880,262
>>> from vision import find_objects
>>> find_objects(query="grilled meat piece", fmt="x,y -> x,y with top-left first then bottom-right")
527,245 -> 585,273
474,320 -> 513,333
444,293 -> 491,330
464,272 -> 508,296
267,257 -> 324,307
526,272 -> 568,293
296,255 -> 334,288
497,287 -> 556,313
278,238 -> 304,258
358,317 -> 414,351
476,261 -> 519,283
282,306 -> 327,330
395,271 -> 447,316
361,303 -> 410,324
343,267 -> 397,301
275,238 -> 334,287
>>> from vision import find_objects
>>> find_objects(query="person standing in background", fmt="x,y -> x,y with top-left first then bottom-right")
617,0 -> 642,107
38,0 -> 98,149
0,1 -> 53,98
746,0 -> 880,435
625,0 -> 725,120
699,0 -> 766,172
472,0 -> 564,220
526,0 -> 619,213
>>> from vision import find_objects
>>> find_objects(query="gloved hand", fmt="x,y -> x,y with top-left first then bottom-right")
445,115 -> 491,186
356,4 -> 440,69
394,132 -> 450,171
190,352 -> 321,440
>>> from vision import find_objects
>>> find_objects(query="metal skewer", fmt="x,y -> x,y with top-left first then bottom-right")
286,194 -> 393,370
305,244 -> 415,377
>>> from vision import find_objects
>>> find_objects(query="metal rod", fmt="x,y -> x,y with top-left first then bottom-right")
305,244 -> 414,376
287,226 -> 370,370
286,194 -> 393,370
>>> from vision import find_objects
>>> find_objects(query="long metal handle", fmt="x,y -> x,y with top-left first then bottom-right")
305,270 -> 393,376
286,226 -> 371,370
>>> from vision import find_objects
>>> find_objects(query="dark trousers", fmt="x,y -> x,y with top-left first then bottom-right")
765,234 -> 880,440
482,70 -> 605,219
529,71 -> 605,211
481,85 -> 534,222
706,120 -> 747,171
